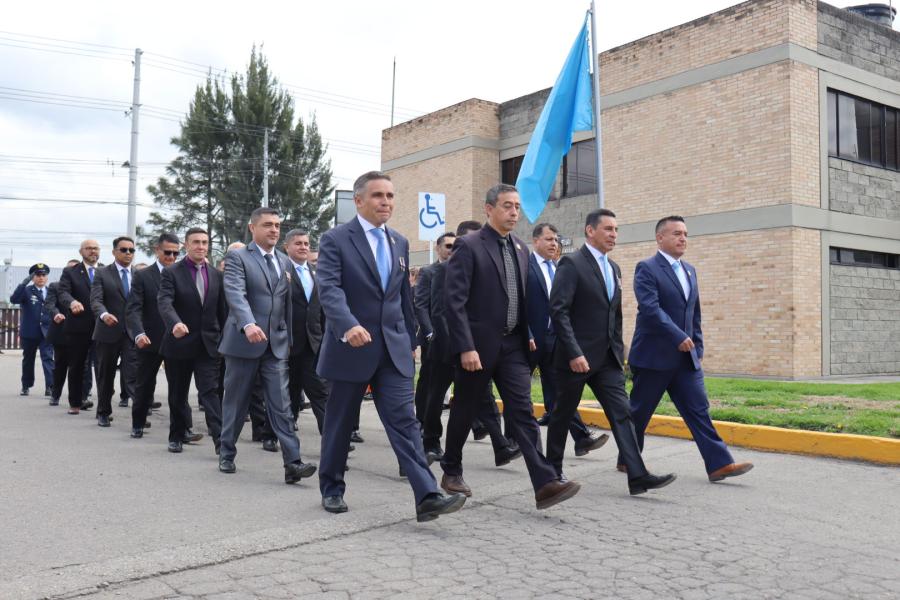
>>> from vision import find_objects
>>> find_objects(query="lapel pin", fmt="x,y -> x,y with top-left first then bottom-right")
390,236 -> 395,245
515,243 -> 521,250
688,271 -> 692,277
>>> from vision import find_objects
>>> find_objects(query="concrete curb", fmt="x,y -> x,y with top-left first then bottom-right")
528,403 -> 900,466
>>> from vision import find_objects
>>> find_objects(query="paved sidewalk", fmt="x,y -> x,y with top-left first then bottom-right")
0,352 -> 897,599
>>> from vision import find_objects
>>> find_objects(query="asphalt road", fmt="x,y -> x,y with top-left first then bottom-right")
0,351 -> 897,599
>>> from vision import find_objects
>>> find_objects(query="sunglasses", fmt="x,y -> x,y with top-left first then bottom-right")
161,250 -> 180,257
117,247 -> 136,254
443,244 -> 454,249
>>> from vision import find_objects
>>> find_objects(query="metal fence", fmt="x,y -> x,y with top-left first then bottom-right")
0,308 -> 21,350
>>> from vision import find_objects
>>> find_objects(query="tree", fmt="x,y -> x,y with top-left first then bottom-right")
139,47 -> 335,258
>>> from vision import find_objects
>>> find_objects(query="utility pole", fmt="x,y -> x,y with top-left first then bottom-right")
127,48 -> 142,237
390,57 -> 396,127
262,128 -> 269,207
589,2 -> 605,208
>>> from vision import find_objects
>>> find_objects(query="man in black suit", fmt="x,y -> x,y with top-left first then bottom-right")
158,227 -> 226,454
425,223 -> 521,467
90,236 -> 138,427
125,233 -> 181,438
441,183 -> 579,509
284,229 -> 329,433
57,240 -> 101,414
527,223 -> 608,457
44,260 -> 79,406
413,233 -> 453,456
549,209 -> 676,495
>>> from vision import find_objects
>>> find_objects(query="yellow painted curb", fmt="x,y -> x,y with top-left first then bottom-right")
520,402 -> 900,466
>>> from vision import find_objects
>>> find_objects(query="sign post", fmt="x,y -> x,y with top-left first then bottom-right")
418,192 -> 446,264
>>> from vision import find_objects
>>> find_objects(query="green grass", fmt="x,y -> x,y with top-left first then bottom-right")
542,377 -> 900,439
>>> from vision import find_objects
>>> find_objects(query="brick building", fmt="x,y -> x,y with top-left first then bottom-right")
381,0 -> 900,379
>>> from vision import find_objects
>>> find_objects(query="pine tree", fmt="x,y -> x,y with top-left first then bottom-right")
139,48 -> 335,257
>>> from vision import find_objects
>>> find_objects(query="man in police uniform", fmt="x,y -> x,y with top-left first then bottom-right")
10,264 -> 54,396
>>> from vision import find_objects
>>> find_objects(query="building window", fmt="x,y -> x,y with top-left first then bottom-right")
828,89 -> 900,171
562,139 -> 597,198
830,247 -> 900,269
500,155 -> 523,185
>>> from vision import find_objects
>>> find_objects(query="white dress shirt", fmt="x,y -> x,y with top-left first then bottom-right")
357,214 -> 388,261
101,262 -> 132,322
657,250 -> 690,299
584,243 -> 616,296
255,245 -> 281,278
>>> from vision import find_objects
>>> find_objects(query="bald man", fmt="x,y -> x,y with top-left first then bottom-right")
56,240 -> 101,414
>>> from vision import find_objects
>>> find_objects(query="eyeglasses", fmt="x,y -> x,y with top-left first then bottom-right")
161,250 -> 180,257
118,248 -> 136,254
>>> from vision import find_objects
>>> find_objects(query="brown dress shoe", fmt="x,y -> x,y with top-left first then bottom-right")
535,479 -> 581,510
440,474 -> 472,497
616,464 -> 627,473
708,462 -> 754,482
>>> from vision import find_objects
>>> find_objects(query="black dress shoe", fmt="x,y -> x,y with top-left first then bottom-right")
262,439 -> 278,452
214,440 -> 221,456
494,445 -> 523,467
322,495 -> 348,513
44,387 -> 52,397
49,397 -> 59,406
416,492 -> 467,522
536,413 -> 551,426
151,401 -> 162,409
348,444 -> 356,452
182,430 -> 203,444
19,388 -> 29,396
425,448 -> 443,465
142,421 -> 151,429
168,440 -> 183,453
219,458 -> 236,473
285,461 -> 317,484
629,473 -> 677,495
574,432 -> 610,457
298,400 -> 311,411
130,428 -> 143,439
472,426 -> 488,441
97,415 -> 111,427
118,399 -> 129,408
81,400 -> 94,410
350,431 -> 364,443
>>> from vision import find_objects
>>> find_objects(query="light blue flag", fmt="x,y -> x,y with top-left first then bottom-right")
516,17 -> 594,223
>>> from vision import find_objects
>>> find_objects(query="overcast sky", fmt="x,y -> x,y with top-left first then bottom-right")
0,0 -> 873,266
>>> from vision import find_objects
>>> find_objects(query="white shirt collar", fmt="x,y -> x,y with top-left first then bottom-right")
290,259 -> 308,270
657,250 -> 680,266
115,262 -> 131,272
155,261 -> 165,272
584,243 -> 609,262
357,213 -> 383,234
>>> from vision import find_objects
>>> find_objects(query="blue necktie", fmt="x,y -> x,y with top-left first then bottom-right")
371,228 -> 391,291
121,268 -> 130,297
88,267 -> 94,283
296,265 -> 312,301
599,255 -> 613,301
544,259 -> 556,284
673,261 -> 690,299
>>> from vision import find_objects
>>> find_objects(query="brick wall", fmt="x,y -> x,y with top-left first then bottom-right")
828,158 -> 900,220
382,99 -> 499,162
500,89 -> 551,139
818,2 -> 900,83
830,264 -> 900,375
601,0 -> 817,95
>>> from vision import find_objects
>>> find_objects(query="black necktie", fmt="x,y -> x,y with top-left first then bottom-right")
499,238 -> 519,333
264,253 -> 278,287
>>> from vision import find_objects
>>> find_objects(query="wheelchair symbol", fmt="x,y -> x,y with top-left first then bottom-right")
419,193 -> 444,229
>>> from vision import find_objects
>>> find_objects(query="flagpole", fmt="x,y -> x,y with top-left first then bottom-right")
589,1 -> 605,208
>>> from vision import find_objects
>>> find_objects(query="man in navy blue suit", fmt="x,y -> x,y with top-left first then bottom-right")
316,170 -> 466,522
627,215 -> 753,482
526,223 -> 608,459
10,263 -> 54,397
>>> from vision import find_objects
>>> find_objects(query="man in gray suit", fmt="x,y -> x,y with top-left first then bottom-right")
218,207 -> 317,484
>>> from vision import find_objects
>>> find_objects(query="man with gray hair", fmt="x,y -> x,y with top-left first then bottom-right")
218,208 -> 316,484
441,183 -> 580,509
